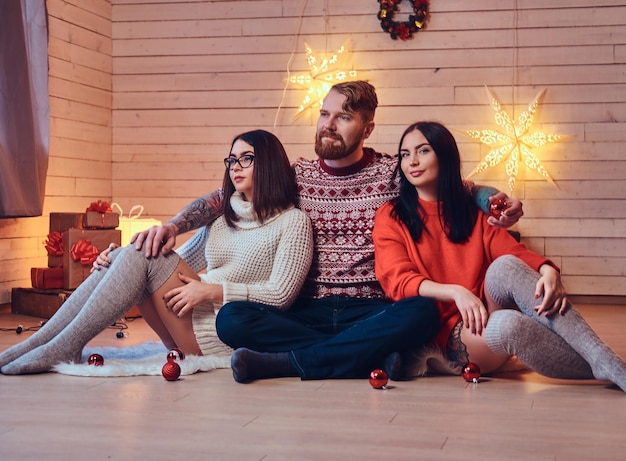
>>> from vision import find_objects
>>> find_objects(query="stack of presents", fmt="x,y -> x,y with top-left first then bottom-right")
12,201 -> 158,319
35,200 -> 121,291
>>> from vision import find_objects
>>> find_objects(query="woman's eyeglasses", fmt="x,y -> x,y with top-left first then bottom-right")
224,154 -> 255,170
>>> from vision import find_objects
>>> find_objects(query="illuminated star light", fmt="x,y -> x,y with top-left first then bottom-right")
289,41 -> 358,118
466,86 -> 563,194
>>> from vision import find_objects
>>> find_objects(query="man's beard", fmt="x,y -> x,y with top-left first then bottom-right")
315,131 -> 360,160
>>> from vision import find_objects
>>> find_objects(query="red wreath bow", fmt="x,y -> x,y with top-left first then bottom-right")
70,239 -> 99,266
86,200 -> 112,213
44,231 -> 64,256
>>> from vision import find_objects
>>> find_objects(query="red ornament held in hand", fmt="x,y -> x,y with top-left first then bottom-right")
489,198 -> 507,219
462,362 -> 481,383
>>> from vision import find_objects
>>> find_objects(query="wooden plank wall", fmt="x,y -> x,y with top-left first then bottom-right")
0,0 -> 624,304
111,0 -> 626,296
0,0 -> 112,304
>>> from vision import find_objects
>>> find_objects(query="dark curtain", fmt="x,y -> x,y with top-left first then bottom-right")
0,0 -> 49,218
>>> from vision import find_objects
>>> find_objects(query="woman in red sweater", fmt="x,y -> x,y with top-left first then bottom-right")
373,121 -> 626,392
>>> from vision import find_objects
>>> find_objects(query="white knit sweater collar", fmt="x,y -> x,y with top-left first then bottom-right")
229,192 -> 289,229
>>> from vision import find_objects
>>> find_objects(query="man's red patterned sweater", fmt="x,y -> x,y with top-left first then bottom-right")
294,148 -> 398,300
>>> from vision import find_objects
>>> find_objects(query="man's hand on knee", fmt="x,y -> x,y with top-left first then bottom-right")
130,222 -> 178,257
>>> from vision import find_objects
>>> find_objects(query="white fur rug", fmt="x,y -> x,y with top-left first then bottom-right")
52,341 -> 231,377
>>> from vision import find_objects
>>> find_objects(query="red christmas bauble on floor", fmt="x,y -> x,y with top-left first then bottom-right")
369,369 -> 389,389
87,353 -> 104,366
162,361 -> 181,381
462,362 -> 481,383
167,348 -> 186,363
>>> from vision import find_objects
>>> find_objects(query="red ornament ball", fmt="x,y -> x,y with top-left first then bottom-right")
87,353 -> 104,366
369,369 -> 389,389
162,361 -> 181,381
167,348 -> 186,363
489,198 -> 507,219
462,362 -> 481,383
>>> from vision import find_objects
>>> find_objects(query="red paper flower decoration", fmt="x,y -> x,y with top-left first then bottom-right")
377,0 -> 429,41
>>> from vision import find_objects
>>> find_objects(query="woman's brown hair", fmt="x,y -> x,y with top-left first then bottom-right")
222,130 -> 298,227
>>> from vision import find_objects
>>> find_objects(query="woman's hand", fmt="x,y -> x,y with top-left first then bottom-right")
487,193 -> 524,228
535,264 -> 569,316
90,243 -> 119,273
451,285 -> 489,335
163,273 -> 221,318
131,222 -> 179,257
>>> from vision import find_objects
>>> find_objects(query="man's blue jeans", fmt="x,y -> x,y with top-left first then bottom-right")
216,295 -> 439,379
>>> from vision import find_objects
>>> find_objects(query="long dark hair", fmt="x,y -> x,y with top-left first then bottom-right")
222,130 -> 298,227
391,121 -> 477,243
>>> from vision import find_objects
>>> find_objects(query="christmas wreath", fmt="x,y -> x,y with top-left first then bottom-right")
377,0 -> 429,41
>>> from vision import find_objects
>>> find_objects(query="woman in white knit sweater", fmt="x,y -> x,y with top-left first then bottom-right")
0,130 -> 313,374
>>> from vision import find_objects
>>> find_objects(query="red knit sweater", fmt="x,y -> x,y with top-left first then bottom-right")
373,199 -> 555,350
294,148 -> 398,299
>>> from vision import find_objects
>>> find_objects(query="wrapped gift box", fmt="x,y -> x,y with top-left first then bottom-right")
45,231 -> 64,268
112,203 -> 161,245
48,213 -> 84,267
31,267 -> 64,289
83,211 -> 120,229
11,287 -> 72,319
48,255 -> 63,268
12,287 -> 140,319
49,212 -> 83,233
63,228 -> 121,289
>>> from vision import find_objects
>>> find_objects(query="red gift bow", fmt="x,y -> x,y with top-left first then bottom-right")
70,239 -> 99,266
44,231 -> 64,256
86,200 -> 112,213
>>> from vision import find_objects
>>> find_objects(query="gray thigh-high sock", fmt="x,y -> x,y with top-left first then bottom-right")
485,255 -> 626,392
1,246 -> 180,374
485,309 -> 593,379
0,260 -> 107,368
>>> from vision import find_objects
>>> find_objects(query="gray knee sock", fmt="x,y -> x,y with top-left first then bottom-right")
1,247 -> 179,374
0,265 -> 105,368
485,309 -> 593,379
486,255 -> 626,392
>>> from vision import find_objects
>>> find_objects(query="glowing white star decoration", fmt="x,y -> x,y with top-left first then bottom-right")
289,41 -> 358,118
466,86 -> 563,194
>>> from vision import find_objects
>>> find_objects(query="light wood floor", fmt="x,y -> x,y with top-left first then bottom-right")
1,304 -> 625,461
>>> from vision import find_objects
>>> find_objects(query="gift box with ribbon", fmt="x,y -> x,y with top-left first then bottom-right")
31,267 -> 64,289
111,203 -> 161,246
49,212 -> 83,233
48,212 -> 83,267
44,231 -> 64,268
83,200 -> 120,229
63,228 -> 121,289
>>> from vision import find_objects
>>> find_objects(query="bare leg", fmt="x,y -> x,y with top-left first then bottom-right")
459,323 -> 510,374
149,259 -> 202,356
136,298 -> 177,350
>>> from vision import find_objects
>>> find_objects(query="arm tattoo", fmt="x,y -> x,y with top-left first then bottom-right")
168,190 -> 223,235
